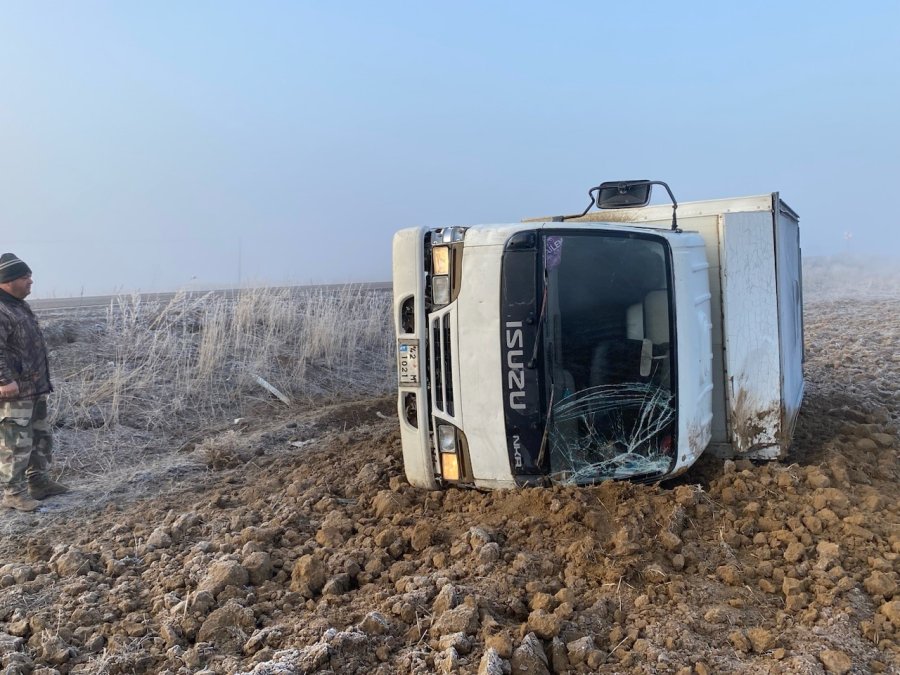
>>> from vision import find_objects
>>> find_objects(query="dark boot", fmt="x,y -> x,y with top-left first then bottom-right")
2,490 -> 40,512
28,478 -> 69,500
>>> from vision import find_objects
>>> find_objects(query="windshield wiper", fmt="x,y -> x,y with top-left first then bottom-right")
533,262 -> 554,468
527,266 -> 549,369
536,382 -> 554,468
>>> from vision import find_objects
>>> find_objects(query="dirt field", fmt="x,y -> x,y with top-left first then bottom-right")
0,263 -> 897,674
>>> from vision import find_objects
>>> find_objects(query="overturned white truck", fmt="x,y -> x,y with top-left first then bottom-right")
393,181 -> 803,489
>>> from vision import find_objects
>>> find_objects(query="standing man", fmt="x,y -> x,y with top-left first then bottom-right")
0,253 -> 68,511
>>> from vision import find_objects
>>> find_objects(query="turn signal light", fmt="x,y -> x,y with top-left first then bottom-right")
432,246 -> 450,275
440,453 -> 460,481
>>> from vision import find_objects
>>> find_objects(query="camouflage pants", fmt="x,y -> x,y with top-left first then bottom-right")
0,396 -> 52,491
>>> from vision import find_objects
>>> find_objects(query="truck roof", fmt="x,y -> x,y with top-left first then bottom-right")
524,192 -> 798,226
454,220 -> 707,248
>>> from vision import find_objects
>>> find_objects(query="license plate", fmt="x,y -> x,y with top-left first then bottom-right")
398,339 -> 420,385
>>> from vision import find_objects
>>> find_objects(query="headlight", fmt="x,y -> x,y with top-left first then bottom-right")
432,246 -> 450,275
432,275 -> 450,306
437,424 -> 457,453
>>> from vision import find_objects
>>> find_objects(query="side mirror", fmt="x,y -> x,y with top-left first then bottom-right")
597,181 -> 652,209
563,179 -> 679,230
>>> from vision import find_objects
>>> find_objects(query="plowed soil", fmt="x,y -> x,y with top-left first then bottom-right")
0,281 -> 897,674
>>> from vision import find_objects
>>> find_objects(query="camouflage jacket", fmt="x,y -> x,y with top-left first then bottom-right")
0,289 -> 52,399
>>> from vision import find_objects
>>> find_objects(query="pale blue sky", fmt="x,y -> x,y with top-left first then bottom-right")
1,2 -> 898,297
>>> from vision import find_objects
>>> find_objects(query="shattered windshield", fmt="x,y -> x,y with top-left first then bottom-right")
542,231 -> 676,483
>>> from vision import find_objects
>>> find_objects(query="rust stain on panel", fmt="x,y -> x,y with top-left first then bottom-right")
731,388 -> 783,456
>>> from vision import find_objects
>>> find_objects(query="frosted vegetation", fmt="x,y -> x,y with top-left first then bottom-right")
803,254 -> 899,299
48,286 -> 394,432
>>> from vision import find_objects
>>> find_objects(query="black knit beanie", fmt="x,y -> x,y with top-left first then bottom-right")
0,253 -> 31,283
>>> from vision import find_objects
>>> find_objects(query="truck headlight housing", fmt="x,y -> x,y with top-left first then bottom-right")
427,228 -> 467,310
437,424 -> 460,481
437,424 -> 457,453
432,275 -> 451,306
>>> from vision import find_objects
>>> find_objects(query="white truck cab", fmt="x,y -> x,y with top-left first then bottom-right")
393,182 -> 802,489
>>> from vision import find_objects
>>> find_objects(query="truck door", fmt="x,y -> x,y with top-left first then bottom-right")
669,234 -> 714,472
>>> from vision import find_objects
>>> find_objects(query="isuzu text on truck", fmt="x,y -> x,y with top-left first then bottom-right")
392,181 -> 803,489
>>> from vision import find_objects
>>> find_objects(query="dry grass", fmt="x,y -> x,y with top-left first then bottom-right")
47,286 -> 394,433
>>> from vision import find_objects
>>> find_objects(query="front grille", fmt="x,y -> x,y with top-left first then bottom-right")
429,310 -> 455,416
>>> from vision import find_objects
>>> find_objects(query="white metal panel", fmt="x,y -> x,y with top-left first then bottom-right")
720,211 -> 782,456
454,244 -> 517,489
392,228 -> 437,488
774,199 -> 804,440
667,233 -> 714,474
462,223 -> 536,247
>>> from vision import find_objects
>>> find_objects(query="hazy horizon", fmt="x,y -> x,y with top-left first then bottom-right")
2,3 -> 899,298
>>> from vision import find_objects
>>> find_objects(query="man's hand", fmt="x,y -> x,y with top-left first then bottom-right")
0,381 -> 19,399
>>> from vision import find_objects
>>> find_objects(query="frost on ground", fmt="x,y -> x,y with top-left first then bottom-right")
0,267 -> 897,674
